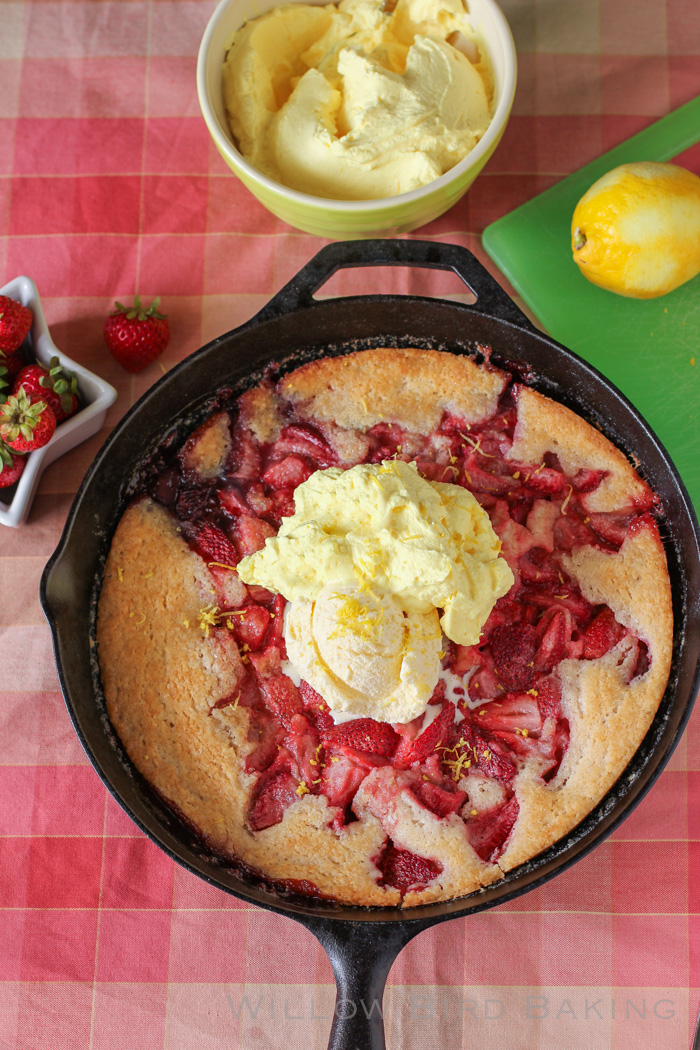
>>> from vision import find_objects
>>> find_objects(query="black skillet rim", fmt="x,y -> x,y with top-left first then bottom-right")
40,244 -> 700,929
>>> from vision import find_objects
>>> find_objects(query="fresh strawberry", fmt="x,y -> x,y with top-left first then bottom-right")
377,845 -> 442,893
248,769 -> 299,831
465,796 -> 519,861
488,623 -> 537,692
0,389 -> 56,452
262,453 -> 313,490
14,356 -> 80,423
582,607 -> 627,660
324,718 -> 399,757
0,440 -> 26,488
394,703 -> 455,768
192,522 -> 238,567
0,296 -> 32,355
103,296 -> 170,373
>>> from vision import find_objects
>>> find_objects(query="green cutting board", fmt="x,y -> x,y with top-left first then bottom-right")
482,96 -> 700,512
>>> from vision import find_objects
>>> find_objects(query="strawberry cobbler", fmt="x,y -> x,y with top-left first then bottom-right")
97,348 -> 672,906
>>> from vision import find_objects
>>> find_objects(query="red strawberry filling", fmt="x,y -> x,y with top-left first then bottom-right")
140,375 -> 657,897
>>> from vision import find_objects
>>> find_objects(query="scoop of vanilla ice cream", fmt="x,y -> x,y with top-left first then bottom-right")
285,582 -> 442,722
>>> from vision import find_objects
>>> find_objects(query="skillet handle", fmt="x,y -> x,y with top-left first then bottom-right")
303,916 -> 426,1050
251,239 -> 538,331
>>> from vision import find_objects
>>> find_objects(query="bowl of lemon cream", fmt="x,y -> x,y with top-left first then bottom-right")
197,0 -> 516,237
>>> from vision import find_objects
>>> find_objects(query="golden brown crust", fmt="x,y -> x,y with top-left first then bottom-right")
509,386 -> 650,512
278,347 -> 509,432
499,521 -> 672,872
99,347 -> 673,908
180,411 -> 233,479
97,498 -> 399,907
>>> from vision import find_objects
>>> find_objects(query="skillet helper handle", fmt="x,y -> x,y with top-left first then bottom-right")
252,239 -> 538,331
306,918 -> 424,1050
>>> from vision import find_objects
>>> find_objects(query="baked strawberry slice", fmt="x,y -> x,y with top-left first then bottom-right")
518,546 -> 560,585
553,513 -> 598,551
230,604 -> 271,650
264,593 -> 286,651
472,694 -> 543,758
571,468 -> 607,493
488,623 -> 537,692
271,424 -> 336,467
262,453 -> 313,490
319,745 -> 372,811
244,708 -> 285,773
582,607 -> 627,660
465,796 -> 519,862
258,673 -> 303,729
586,510 -> 635,548
299,680 -> 335,734
232,513 -> 275,557
412,779 -> 466,818
245,483 -> 274,517
377,845 -> 442,893
456,725 -> 516,782
394,703 -> 455,768
248,645 -> 282,679
524,466 -> 566,495
324,718 -> 399,758
536,675 -> 562,720
218,483 -> 249,516
534,608 -> 574,673
248,769 -> 300,831
229,427 -> 262,481
284,713 -> 321,786
192,521 -> 238,567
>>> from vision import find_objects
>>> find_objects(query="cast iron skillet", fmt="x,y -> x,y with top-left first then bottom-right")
41,240 -> 700,1050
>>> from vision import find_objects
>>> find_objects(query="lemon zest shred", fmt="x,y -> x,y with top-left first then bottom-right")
117,567 -> 124,582
296,780 -> 309,797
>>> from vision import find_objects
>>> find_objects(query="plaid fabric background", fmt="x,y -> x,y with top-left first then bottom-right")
1,0 -> 699,1046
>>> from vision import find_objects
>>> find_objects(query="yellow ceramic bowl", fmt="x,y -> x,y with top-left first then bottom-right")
197,0 -> 517,238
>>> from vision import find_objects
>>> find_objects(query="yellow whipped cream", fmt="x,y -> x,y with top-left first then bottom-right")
285,582 -> 442,722
222,0 -> 492,200
238,459 -> 514,647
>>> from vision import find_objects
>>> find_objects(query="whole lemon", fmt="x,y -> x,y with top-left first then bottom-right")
571,161 -> 700,298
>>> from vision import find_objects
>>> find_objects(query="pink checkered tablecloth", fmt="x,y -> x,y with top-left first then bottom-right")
1,0 -> 699,1047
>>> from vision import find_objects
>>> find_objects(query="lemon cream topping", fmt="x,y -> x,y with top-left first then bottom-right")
237,460 -> 513,723
238,459 -> 513,645
222,0 -> 492,201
